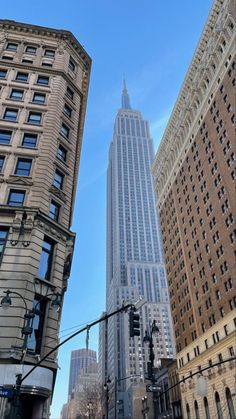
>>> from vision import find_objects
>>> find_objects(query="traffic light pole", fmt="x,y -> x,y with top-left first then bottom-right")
143,320 -> 159,419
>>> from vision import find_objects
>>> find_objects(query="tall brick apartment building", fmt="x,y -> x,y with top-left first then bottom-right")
153,0 -> 235,417
0,20 -> 91,418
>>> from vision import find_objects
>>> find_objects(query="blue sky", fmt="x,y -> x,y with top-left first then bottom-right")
1,0 -> 213,417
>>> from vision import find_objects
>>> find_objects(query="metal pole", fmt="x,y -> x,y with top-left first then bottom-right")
114,377 -> 117,419
106,387 -> 109,419
149,330 -> 158,419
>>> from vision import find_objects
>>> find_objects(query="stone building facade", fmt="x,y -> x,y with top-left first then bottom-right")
0,20 -> 91,418
152,0 -> 235,418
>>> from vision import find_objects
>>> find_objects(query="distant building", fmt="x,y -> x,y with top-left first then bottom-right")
68,349 -> 97,397
153,0 -> 236,417
102,82 -> 175,418
60,403 -> 68,419
0,20 -> 91,418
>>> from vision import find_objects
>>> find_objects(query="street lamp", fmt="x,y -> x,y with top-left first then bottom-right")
143,320 -> 159,419
103,376 -> 111,419
0,289 -> 62,419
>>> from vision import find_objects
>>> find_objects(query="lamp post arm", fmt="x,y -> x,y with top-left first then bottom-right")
4,290 -> 28,313
20,302 -> 133,384
32,292 -> 61,313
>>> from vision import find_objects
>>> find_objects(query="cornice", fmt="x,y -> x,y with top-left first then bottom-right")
0,19 -> 91,70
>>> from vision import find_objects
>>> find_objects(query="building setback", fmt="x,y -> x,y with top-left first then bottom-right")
68,348 -> 97,397
102,82 -> 175,418
152,0 -> 236,417
0,20 -> 91,418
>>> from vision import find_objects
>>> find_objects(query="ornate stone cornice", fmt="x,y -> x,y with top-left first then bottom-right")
0,19 -> 91,70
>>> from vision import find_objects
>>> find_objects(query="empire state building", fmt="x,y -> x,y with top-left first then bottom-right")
104,82 -> 174,417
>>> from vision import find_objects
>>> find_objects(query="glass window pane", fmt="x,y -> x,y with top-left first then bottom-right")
25,46 -> 37,54
37,75 -> 49,85
6,43 -> 17,51
4,109 -> 18,121
0,130 -> 12,144
57,145 -> 67,161
28,112 -> 42,124
38,238 -> 54,280
33,93 -> 45,103
49,200 -> 60,221
22,133 -> 37,148
0,69 -> 7,79
44,49 -> 55,58
60,123 -> 69,138
16,72 -> 28,82
0,156 -> 5,172
8,190 -> 25,206
10,89 -> 23,100
15,159 -> 32,176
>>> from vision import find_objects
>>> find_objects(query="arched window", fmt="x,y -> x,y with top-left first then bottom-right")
204,397 -> 210,419
226,387 -> 236,419
215,391 -> 223,419
186,403 -> 191,419
194,400 -> 200,419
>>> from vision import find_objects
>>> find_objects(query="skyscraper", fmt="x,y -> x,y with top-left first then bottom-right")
0,20 -> 91,418
68,348 -> 97,397
104,82 -> 174,417
152,0 -> 236,417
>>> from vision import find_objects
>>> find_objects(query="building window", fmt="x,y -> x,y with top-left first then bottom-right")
53,169 -> 64,189
0,69 -> 7,79
15,158 -> 32,176
42,61 -> 53,68
0,228 -> 8,265
32,92 -> 46,104
22,58 -> 33,64
0,130 -> 12,145
69,58 -> 76,72
66,86 -> 74,100
27,112 -> 42,125
38,237 -> 54,281
63,103 -> 72,118
60,123 -> 70,139
22,133 -> 37,148
2,55 -> 13,61
37,75 -> 49,86
10,89 -> 24,101
6,42 -> 18,51
0,156 -> 5,172
3,108 -> 18,121
204,397 -> 210,419
44,49 -> 55,58
226,388 -> 235,419
27,295 -> 46,354
49,200 -> 60,221
57,144 -> 67,162
25,45 -> 37,54
215,392 -> 223,419
15,72 -> 28,82
7,190 -> 25,207
186,403 -> 191,419
194,401 -> 200,419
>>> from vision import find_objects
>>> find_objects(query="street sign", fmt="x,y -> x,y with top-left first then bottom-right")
146,384 -> 161,392
0,386 -> 14,398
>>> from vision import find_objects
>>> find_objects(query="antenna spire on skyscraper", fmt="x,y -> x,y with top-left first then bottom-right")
121,77 -> 131,109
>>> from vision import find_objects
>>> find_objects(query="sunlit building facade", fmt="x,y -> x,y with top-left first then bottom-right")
152,0 -> 236,417
104,83 -> 174,418
0,20 -> 91,418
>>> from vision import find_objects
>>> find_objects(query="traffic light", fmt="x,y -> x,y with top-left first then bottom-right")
129,308 -> 140,337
